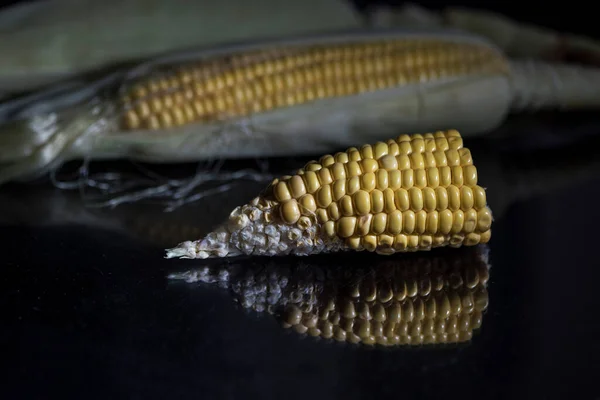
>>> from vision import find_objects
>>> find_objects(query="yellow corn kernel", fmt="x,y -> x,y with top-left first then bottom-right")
119,39 -> 508,131
266,130 -> 491,254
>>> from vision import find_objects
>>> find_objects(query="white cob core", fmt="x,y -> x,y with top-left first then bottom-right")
165,196 -> 343,259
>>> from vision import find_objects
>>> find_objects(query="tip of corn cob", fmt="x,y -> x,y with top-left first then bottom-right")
165,194 -> 337,259
165,129 -> 492,259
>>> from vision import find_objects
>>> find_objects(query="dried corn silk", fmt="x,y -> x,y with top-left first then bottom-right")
168,245 -> 491,346
166,130 -> 492,259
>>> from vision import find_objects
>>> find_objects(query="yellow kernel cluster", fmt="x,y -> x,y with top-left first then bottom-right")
282,248 -> 490,346
118,38 -> 508,131
268,130 -> 492,253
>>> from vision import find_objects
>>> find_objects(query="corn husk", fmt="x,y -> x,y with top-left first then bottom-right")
0,29 -> 513,185
0,0 -> 362,95
3,21 -> 600,187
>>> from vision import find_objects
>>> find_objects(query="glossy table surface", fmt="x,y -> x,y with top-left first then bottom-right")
2,114 -> 600,399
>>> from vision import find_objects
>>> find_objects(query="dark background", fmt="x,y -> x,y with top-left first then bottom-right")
1,1 -> 600,399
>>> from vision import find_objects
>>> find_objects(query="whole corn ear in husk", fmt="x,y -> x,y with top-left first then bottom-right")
0,30 -> 512,184
169,245 -> 491,346
166,130 -> 492,259
5,24 -> 600,187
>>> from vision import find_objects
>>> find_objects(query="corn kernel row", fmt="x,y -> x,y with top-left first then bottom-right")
342,265 -> 488,301
280,167 -> 480,207
285,292 -> 487,325
308,131 -> 465,167
283,285 -> 488,345
295,179 -> 484,211
316,208 -> 491,236
287,313 -> 482,345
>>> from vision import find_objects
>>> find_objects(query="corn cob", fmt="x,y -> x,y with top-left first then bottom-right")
118,38 -> 508,132
168,245 -> 490,346
0,32 -> 512,185
4,18 -> 600,187
166,129 -> 492,259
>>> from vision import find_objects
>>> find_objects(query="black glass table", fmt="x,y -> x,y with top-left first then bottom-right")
2,111 -> 600,399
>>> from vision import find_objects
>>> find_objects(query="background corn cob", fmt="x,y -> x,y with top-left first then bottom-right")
169,245 -> 491,346
2,10 -> 600,187
166,129 -> 492,259
118,38 -> 507,131
0,33 -> 511,185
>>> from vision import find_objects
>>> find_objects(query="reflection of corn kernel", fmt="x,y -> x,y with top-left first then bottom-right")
277,246 -> 490,346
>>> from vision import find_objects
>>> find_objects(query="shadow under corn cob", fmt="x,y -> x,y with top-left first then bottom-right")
169,245 -> 490,347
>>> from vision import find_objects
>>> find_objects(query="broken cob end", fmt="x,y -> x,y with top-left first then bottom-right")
164,195 -> 343,259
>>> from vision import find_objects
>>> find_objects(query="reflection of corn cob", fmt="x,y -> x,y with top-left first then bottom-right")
169,245 -> 490,346
119,38 -> 507,131
166,129 -> 492,259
